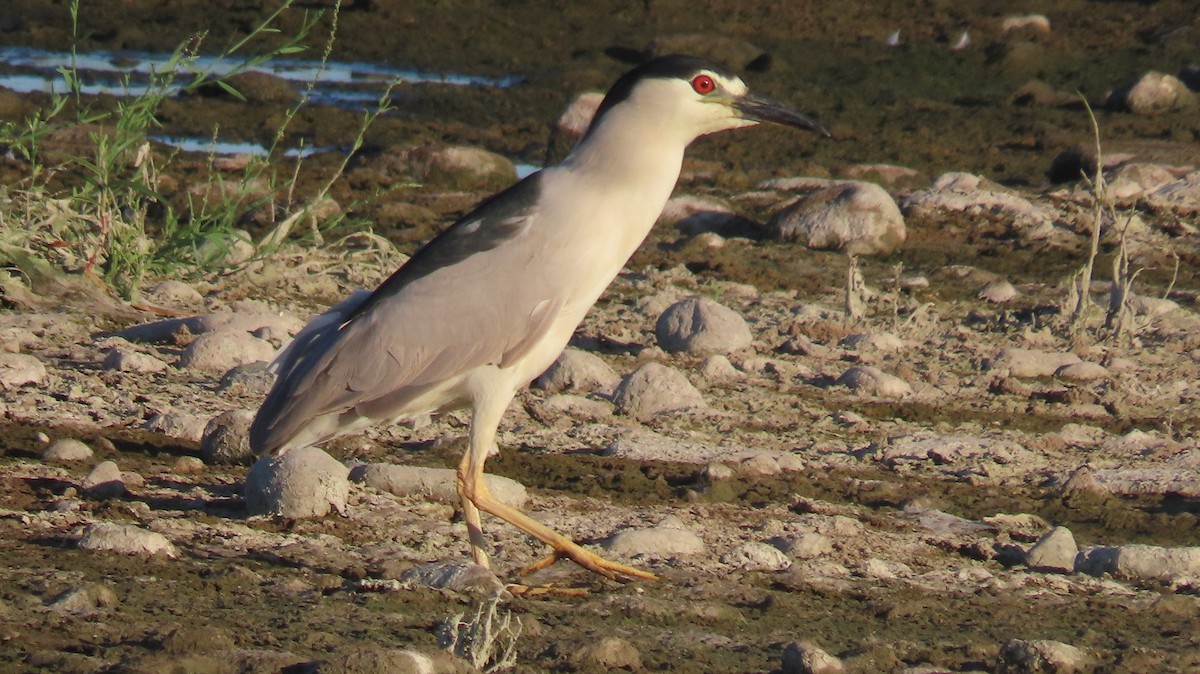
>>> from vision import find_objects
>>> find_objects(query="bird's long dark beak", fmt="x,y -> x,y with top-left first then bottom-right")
735,94 -> 831,137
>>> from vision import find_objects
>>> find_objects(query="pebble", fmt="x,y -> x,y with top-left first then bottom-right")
101,347 -> 168,373
768,180 -> 907,255
200,409 -> 256,465
901,172 -> 1055,232
143,412 -> 208,444
568,637 -> 643,670
0,352 -> 46,387
244,446 -> 350,518
835,366 -> 912,397
217,361 -> 276,396
82,460 -> 126,499
1055,361 -> 1109,381
1025,526 -> 1078,573
988,348 -> 1081,378
656,296 -> 753,356
978,280 -> 1019,303
996,639 -> 1088,674
143,279 -> 204,306
173,456 -> 205,474
604,519 -> 707,558
700,353 -> 741,382
351,463 -> 527,509
176,329 -> 276,374
1108,70 -> 1198,115
838,331 -> 904,352
400,561 -> 503,594
781,641 -> 845,674
48,583 -> 119,615
1112,545 -> 1200,583
611,362 -> 706,420
775,533 -> 834,559
721,541 -> 792,571
659,194 -> 740,236
78,522 -> 179,558
407,144 -> 517,191
533,347 -> 620,394
42,438 -> 93,463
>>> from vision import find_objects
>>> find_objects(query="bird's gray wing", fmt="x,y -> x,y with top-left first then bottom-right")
251,173 -> 560,454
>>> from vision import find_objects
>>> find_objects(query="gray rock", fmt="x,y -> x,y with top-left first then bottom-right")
612,362 -> 706,420
1025,527 -> 1078,573
1108,71 -> 1198,115
979,280 -> 1019,303
658,194 -> 750,236
996,638 -> 1088,674
310,646 -> 473,674
400,562 -> 503,594
143,279 -> 204,306
775,533 -> 834,559
119,311 -> 305,343
656,296 -> 753,355
603,427 -> 722,463
1055,361 -> 1109,381
82,460 -> 126,499
143,412 -> 208,444
1145,171 -> 1200,215
351,464 -> 527,509
1113,545 -> 1200,582
78,522 -> 179,558
768,181 -> 906,255
835,366 -> 912,397
200,409 -> 256,465
700,353 -> 741,382
1106,162 -> 1182,200
0,352 -> 46,387
721,541 -> 792,571
781,641 -> 845,674
195,228 -> 255,266
604,519 -> 706,558
42,438 -> 93,463
988,348 -> 1081,378
177,329 -> 275,374
569,637 -> 642,670
536,393 -> 612,420
244,446 -> 350,519
407,145 -> 517,191
101,347 -> 168,373
48,583 -> 119,615
218,361 -> 276,395
534,348 -> 620,394
901,172 -> 1056,232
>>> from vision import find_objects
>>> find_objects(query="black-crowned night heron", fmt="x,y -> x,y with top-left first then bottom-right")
250,55 -> 828,582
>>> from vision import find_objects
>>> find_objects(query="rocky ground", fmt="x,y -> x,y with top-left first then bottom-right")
2,1 -> 1200,673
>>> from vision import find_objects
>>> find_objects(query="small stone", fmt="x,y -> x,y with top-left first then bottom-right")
0,352 -> 46,387
48,583 -> 119,615
400,562 -> 503,594
1055,361 -> 1109,381
545,91 -> 604,164
776,533 -> 834,559
996,639 -> 1088,674
656,296 -> 754,356
570,637 -> 642,670
1001,14 -> 1051,34
78,522 -> 179,558
1109,71 -> 1198,115
738,452 -> 782,476
173,456 -> 205,474
143,279 -> 204,306
604,520 -> 706,558
768,181 -> 906,255
722,541 -> 792,571
534,348 -> 620,394
1025,527 -> 1078,573
782,641 -> 845,674
700,354 -> 741,382
217,361 -> 276,396
351,464 -> 526,509
101,347 -> 169,373
1113,545 -> 1200,583
988,348 -> 1081,378
42,438 -> 93,463
836,366 -> 912,397
612,362 -> 706,420
143,412 -> 208,444
177,329 -> 275,374
244,446 -> 350,519
979,280 -> 1019,303
537,393 -> 612,420
407,144 -> 517,191
200,409 -> 256,465
82,461 -> 126,499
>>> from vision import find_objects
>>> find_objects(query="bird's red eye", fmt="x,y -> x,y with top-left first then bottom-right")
691,74 -> 715,95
